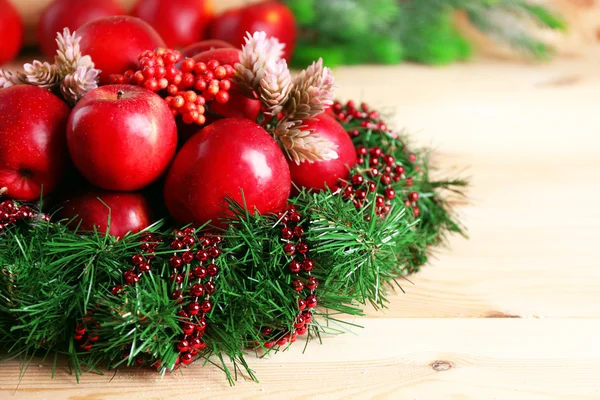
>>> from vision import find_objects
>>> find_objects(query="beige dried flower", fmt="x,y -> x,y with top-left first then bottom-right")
273,120 -> 339,165
259,59 -> 293,116
235,31 -> 286,93
287,58 -> 336,121
61,66 -> 100,105
23,61 -> 59,90
0,69 -> 23,89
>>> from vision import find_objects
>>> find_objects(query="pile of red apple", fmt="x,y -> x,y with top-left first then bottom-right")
0,13 -> 355,237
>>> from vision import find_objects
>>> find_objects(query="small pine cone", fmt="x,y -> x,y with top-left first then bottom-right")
273,120 -> 339,165
0,69 -> 24,89
61,66 -> 99,105
259,59 -> 293,116
23,61 -> 59,90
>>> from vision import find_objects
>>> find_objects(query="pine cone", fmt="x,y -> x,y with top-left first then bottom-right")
287,58 -> 336,121
0,69 -> 23,89
273,120 -> 339,165
61,66 -> 99,105
23,61 -> 59,90
259,59 -> 293,116
235,31 -> 286,93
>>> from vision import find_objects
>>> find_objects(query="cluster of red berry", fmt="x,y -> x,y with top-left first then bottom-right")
332,100 -> 389,133
109,48 -> 234,125
258,206 -> 317,349
0,200 -> 36,232
338,146 -> 421,218
168,228 -> 221,368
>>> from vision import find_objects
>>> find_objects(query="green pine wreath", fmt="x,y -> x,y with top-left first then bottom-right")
0,31 -> 467,383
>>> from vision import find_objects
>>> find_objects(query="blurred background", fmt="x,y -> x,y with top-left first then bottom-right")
1,0 -> 599,69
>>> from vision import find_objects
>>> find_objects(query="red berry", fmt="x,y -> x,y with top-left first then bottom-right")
200,300 -> 212,313
207,263 -> 219,276
281,227 -> 294,240
306,276 -> 318,290
196,250 -> 209,261
296,242 -> 309,254
204,281 -> 216,294
177,340 -> 190,353
169,256 -> 183,268
193,266 -> 207,279
289,260 -> 301,273
302,259 -> 314,271
132,254 -> 145,265
207,59 -> 219,70
181,58 -> 195,72
208,247 -> 221,259
188,302 -> 201,315
409,192 -> 419,202
385,188 -> 396,200
306,295 -> 318,308
283,243 -> 296,255
298,298 -> 307,310
181,352 -> 194,365
214,66 -> 227,79
292,279 -> 305,292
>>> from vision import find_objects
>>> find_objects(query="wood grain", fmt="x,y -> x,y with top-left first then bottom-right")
1,48 -> 600,399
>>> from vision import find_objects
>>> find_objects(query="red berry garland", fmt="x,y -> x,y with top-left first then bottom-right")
169,228 -> 221,368
257,205 -> 317,349
109,48 -> 235,125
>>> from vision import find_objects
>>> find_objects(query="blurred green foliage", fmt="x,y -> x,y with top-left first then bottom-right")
285,0 -> 566,67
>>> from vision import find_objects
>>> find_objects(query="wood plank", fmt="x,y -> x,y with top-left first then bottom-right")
0,319 -> 598,400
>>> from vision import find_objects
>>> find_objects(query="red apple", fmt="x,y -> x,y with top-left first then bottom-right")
67,85 -> 177,191
37,0 -> 125,58
57,188 -> 153,237
164,118 -> 290,226
0,0 -> 23,66
181,39 -> 234,59
209,1 -> 297,62
288,114 -> 357,192
0,86 -> 70,201
78,16 -> 165,85
133,0 -> 214,49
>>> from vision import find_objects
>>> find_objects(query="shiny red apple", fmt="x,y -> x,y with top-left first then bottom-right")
209,1 -> 297,62
181,39 -> 234,59
164,118 -> 291,226
67,85 -> 177,191
0,85 -> 70,201
288,114 -> 357,192
0,0 -> 23,66
78,16 -> 165,85
57,188 -> 153,237
37,0 -> 125,58
133,0 -> 214,49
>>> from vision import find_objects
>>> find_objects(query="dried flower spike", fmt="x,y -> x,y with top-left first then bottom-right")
259,59 -> 293,116
235,31 -> 285,93
0,69 -> 23,89
287,58 -> 336,121
23,61 -> 59,90
274,120 -> 339,165
61,66 -> 100,106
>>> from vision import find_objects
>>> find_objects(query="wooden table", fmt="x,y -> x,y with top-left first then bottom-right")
1,53 -> 599,399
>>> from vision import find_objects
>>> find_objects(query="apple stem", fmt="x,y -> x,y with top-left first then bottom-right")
117,90 -> 124,100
